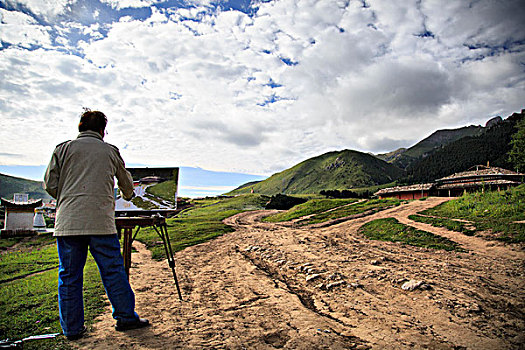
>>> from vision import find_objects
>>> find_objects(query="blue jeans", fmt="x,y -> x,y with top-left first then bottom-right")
56,235 -> 139,336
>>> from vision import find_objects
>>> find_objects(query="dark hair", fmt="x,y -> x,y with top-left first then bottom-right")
78,110 -> 107,132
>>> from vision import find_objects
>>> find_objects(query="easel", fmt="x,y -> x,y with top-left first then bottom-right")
116,216 -> 183,300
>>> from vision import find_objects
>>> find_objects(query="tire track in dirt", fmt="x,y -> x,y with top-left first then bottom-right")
398,216 -> 523,261
224,198 -> 524,349
76,219 -> 368,349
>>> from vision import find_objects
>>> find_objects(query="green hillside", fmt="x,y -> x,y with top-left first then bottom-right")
375,147 -> 406,164
378,125 -> 484,169
0,173 -> 51,201
403,111 -> 523,183
229,150 -> 405,195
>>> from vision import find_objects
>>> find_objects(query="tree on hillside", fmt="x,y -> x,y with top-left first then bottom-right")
402,114 -> 520,184
509,117 -> 525,172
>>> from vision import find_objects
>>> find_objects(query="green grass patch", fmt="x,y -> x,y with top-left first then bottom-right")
297,198 -> 401,226
0,237 -> 24,250
0,233 -> 55,252
408,215 -> 476,236
0,244 -> 58,283
136,194 -> 269,259
0,234 -> 110,349
471,220 -> 525,243
22,233 -> 56,247
0,256 -> 106,349
359,218 -> 465,251
421,185 -> 525,243
288,194 -> 325,200
263,198 -> 358,223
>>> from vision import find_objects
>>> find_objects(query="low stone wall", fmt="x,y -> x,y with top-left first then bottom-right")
0,229 -> 36,238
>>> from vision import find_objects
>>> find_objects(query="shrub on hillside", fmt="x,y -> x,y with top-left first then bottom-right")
265,194 -> 307,210
320,189 -> 371,199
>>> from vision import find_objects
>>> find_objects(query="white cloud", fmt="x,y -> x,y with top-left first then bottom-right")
0,8 -> 52,48
0,0 -> 524,175
100,0 -> 157,10
5,0 -> 72,21
1,7 -> 37,25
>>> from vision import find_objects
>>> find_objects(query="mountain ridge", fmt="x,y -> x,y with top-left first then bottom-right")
377,125 -> 484,169
403,111 -> 522,183
229,149 -> 404,195
0,173 -> 51,201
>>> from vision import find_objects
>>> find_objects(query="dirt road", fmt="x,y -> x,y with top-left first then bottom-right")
77,197 -> 524,349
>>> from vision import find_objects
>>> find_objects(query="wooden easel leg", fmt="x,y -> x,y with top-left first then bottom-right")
154,223 -> 183,300
122,228 -> 132,279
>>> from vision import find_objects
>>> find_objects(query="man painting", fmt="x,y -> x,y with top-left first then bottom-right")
44,110 -> 149,340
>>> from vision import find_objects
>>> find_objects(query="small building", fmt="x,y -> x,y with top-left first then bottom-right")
375,165 -> 524,199
375,183 -> 435,200
1,194 -> 43,237
434,165 -> 524,197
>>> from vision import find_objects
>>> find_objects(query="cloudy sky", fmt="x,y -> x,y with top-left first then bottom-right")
1,0 -> 524,178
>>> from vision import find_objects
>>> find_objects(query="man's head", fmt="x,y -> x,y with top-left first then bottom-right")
79,110 -> 107,137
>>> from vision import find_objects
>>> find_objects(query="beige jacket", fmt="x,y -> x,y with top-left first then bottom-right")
44,131 -> 134,236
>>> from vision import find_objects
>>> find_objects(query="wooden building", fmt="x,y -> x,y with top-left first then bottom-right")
375,183 -> 435,200
375,165 -> 524,199
434,165 -> 524,197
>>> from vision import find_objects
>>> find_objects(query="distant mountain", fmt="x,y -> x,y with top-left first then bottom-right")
403,110 -> 523,184
229,150 -> 405,195
0,173 -> 51,201
231,180 -> 263,192
377,125 -> 484,169
230,109 -> 523,196
375,148 -> 406,164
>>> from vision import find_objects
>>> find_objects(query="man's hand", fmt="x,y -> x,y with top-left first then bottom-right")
123,192 -> 135,202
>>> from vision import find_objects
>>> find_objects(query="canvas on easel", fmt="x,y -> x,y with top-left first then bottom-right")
115,167 -> 179,217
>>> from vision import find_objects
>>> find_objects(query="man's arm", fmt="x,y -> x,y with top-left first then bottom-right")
44,152 -> 60,199
114,150 -> 134,201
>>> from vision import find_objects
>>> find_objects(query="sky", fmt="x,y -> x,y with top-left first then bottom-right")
1,0 -> 525,181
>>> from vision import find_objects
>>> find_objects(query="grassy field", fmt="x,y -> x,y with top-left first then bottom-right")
408,215 -> 476,236
359,218 -> 465,251
0,236 -> 24,250
0,236 -> 106,349
135,194 -> 269,259
262,198 -> 359,223
296,198 -> 401,226
0,244 -> 58,283
420,185 -> 525,243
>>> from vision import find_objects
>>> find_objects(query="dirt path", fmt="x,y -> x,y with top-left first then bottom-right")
76,198 -> 524,349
